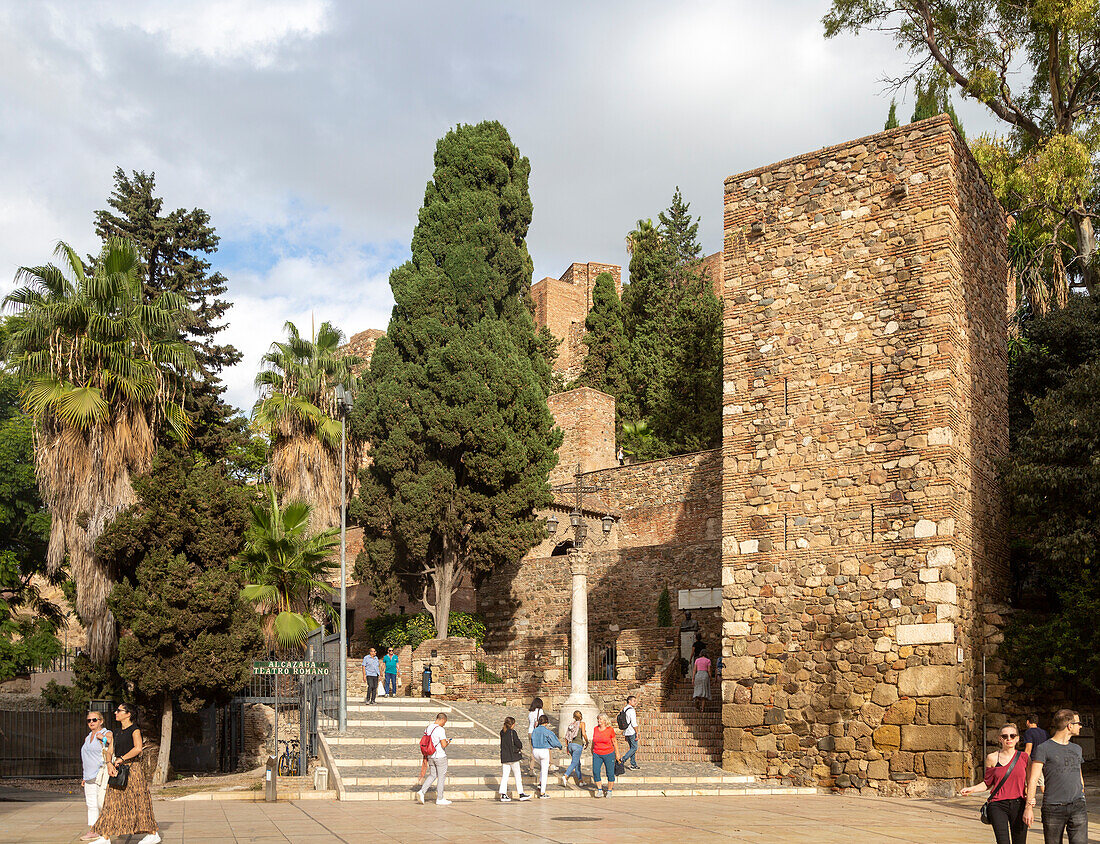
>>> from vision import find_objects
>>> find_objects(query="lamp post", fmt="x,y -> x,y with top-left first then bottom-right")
334,385 -> 355,734
546,464 -> 615,734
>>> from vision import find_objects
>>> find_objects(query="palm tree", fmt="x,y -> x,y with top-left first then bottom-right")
253,320 -> 362,528
239,487 -> 340,651
2,238 -> 193,662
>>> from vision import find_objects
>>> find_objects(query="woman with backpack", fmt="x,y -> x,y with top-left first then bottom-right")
590,712 -> 619,798
527,697 -> 544,776
498,717 -> 532,802
561,710 -> 588,788
530,714 -> 563,798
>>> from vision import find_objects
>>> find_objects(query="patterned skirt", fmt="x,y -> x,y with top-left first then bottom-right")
92,756 -> 158,836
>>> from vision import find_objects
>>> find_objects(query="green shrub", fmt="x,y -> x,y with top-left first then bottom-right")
362,611 -> 488,652
40,680 -> 86,711
475,661 -> 503,684
657,586 -> 672,627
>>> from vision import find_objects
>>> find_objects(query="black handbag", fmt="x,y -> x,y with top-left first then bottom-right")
107,762 -> 130,790
980,751 -> 1021,824
614,758 -> 626,776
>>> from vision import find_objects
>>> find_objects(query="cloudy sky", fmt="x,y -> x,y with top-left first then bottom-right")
0,0 -> 1003,412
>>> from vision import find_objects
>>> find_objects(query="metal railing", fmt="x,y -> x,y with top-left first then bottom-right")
28,648 -> 78,674
0,709 -> 86,778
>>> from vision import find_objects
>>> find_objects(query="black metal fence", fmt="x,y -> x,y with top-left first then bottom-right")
0,710 -> 86,778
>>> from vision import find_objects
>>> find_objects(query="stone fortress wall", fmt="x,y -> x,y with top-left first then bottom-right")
531,262 -> 622,383
718,115 -> 1009,795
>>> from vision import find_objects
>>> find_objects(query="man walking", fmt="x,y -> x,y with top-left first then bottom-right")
1023,715 -> 1049,757
382,647 -> 399,697
417,713 -> 451,806
1023,709 -> 1087,843
619,696 -> 640,771
362,648 -> 380,705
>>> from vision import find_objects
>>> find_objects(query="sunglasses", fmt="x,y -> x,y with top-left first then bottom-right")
1001,733 -> 1017,739
86,719 -> 101,723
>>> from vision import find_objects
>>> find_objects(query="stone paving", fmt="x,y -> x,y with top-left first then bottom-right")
6,791 -> 1100,843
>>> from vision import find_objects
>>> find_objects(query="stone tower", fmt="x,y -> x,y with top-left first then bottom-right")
719,116 -> 1010,795
531,261 -> 622,382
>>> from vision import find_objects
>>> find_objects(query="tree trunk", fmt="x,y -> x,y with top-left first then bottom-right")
1072,210 -> 1097,297
427,537 -> 459,640
153,690 -> 172,786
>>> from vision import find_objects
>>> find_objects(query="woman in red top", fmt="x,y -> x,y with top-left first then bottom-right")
590,713 -> 619,798
959,722 -> 1029,844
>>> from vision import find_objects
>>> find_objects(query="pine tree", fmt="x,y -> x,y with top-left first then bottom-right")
579,273 -> 632,424
103,447 -> 264,784
94,169 -> 244,460
885,99 -> 900,130
353,122 -> 561,638
910,78 -> 965,139
658,187 -> 702,269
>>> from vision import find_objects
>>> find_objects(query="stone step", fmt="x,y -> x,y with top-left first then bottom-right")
348,703 -> 451,713
335,757 -> 501,769
336,783 -> 819,801
327,736 -> 498,747
321,717 -> 475,729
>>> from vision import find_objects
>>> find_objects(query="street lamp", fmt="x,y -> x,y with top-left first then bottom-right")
334,384 -> 355,734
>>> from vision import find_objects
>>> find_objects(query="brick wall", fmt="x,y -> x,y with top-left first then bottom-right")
546,388 -> 617,485
482,449 -> 722,651
719,116 -> 1009,796
532,261 -> 622,381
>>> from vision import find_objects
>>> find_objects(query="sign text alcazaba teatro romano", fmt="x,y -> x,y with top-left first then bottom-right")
252,660 -> 330,676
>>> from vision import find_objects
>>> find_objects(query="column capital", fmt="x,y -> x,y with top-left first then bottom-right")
567,549 -> 590,576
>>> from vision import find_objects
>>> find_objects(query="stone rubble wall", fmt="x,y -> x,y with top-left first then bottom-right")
719,116 -> 1009,796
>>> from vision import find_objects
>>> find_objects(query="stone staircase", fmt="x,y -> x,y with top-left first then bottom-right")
319,695 -> 812,801
631,677 -> 723,764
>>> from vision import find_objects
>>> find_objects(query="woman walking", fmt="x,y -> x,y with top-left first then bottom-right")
89,704 -> 160,844
959,722 -> 1029,844
692,647 -> 713,712
590,712 -> 619,798
530,714 -> 562,798
498,717 -> 532,802
79,711 -> 111,840
561,710 -> 588,788
527,697 -> 544,776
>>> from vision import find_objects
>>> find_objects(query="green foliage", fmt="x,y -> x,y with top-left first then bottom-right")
1000,294 -> 1100,693
885,99 -> 900,130
657,586 -> 672,628
362,611 -> 487,651
238,487 -> 339,651
102,446 -> 263,706
909,76 -> 965,139
622,218 -> 672,426
476,661 -> 504,684
40,679 -> 86,711
578,273 -> 632,424
0,365 -> 62,680
94,168 -> 243,461
658,187 -> 702,270
353,121 -> 560,638
619,420 -> 667,462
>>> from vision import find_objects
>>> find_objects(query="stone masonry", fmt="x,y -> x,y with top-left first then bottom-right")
719,116 -> 1009,795
531,261 -> 621,382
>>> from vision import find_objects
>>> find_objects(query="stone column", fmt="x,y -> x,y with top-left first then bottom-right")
558,550 -> 599,736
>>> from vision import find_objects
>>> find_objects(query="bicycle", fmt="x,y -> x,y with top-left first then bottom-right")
277,739 -> 300,776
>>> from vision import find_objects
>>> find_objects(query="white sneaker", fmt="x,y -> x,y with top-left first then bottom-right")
435,798 -> 452,805
593,789 -> 603,798
499,793 -> 511,802
605,790 -> 613,798
561,775 -> 568,787
518,793 -> 532,801
415,791 -> 425,804
137,835 -> 161,844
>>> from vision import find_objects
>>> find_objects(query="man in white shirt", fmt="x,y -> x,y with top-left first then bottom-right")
621,696 -> 640,770
417,713 -> 451,805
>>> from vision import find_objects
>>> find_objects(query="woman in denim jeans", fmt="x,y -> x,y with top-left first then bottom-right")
561,710 -> 588,787
590,713 -> 618,798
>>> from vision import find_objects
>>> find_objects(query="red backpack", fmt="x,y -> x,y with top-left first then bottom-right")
419,726 -> 438,758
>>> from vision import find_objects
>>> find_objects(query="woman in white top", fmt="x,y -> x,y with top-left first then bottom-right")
79,711 -> 111,839
527,697 -> 544,776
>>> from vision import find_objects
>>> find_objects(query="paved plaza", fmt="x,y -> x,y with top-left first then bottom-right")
5,792 -> 1100,844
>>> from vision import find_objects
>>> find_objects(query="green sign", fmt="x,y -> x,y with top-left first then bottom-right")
252,660 -> 330,676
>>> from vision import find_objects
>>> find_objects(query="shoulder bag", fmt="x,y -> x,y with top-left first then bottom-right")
107,761 -> 129,790
980,751 -> 1021,824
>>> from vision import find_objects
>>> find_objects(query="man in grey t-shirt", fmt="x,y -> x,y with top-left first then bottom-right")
1024,708 -> 1086,843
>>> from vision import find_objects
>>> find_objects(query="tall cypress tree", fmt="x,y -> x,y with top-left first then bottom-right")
579,272 -> 632,425
621,218 -> 671,429
910,78 -> 965,139
94,169 -> 246,459
885,99 -> 900,130
658,187 -> 702,271
352,122 -> 561,638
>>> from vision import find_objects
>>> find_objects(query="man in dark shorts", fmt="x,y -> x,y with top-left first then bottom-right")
1023,708 -> 1087,843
